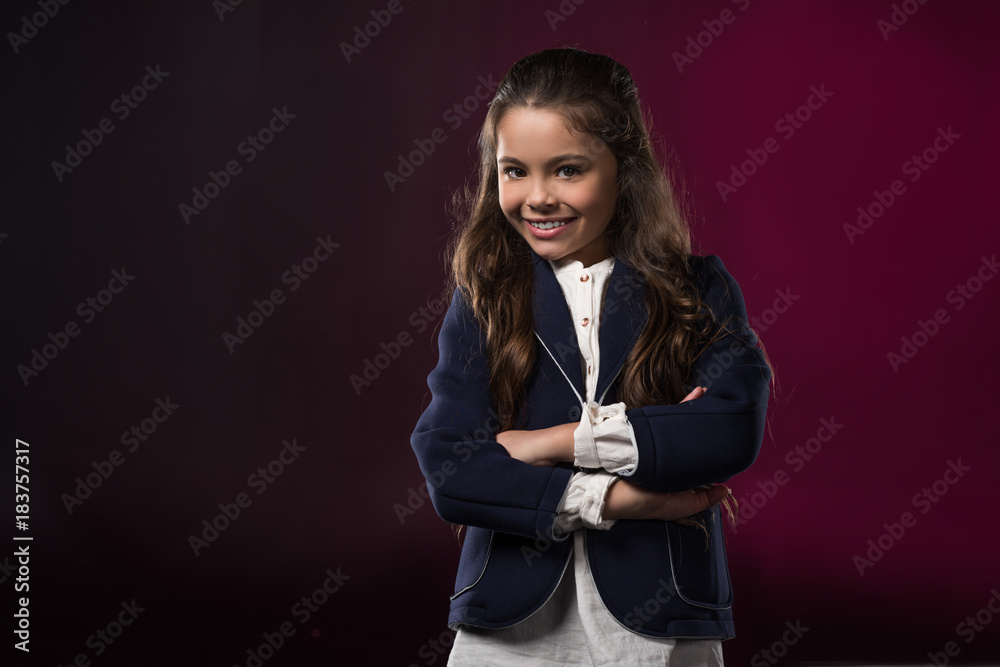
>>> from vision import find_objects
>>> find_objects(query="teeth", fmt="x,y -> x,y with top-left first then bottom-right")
528,220 -> 568,230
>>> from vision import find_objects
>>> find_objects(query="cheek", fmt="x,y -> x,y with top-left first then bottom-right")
571,185 -> 612,218
498,184 -> 520,216
594,180 -> 618,218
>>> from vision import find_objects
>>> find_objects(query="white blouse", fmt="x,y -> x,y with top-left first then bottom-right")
551,254 -> 637,535
447,255 -> 724,666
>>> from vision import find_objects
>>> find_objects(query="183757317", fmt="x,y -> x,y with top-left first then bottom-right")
14,438 -> 32,654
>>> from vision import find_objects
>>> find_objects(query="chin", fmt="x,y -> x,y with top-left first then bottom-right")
526,244 -> 566,261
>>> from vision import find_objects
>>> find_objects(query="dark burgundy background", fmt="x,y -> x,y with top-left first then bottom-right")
3,0 -> 998,665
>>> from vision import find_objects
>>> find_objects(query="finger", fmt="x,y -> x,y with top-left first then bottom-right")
690,484 -> 730,513
707,484 -> 729,504
679,386 -> 706,403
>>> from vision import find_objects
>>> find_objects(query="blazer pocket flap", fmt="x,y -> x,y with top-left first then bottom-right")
664,509 -> 734,610
451,527 -> 494,600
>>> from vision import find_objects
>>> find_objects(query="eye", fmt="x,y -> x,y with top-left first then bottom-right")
557,165 -> 582,178
501,166 -> 525,178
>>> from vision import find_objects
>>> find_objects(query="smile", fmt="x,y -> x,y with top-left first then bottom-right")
525,218 -> 574,230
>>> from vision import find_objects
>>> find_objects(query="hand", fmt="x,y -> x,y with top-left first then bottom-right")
599,386 -> 724,521
603,479 -> 730,522
680,386 -> 707,403
496,423 -> 576,467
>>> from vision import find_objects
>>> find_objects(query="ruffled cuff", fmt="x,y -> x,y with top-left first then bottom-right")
573,401 -> 638,475
552,471 -> 619,536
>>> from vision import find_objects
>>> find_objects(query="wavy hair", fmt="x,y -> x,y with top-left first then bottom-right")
448,47 -> 726,430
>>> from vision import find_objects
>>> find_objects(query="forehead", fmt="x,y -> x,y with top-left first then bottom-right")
495,107 -> 589,153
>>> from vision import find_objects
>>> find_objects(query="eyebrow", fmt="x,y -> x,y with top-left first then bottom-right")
497,153 -> 591,166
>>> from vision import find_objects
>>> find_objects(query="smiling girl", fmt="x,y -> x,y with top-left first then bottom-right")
411,48 -> 771,666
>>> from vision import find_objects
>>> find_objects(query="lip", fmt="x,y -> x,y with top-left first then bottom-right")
522,217 -> 576,239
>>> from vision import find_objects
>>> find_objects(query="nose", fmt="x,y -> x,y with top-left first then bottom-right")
526,178 -> 555,209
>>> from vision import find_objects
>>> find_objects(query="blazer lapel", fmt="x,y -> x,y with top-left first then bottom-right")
531,250 -> 648,405
531,252 -> 586,400
595,258 -> 648,402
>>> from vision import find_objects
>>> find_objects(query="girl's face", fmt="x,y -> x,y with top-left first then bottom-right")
496,107 -> 618,268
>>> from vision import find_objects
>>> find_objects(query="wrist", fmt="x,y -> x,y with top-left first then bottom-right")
602,477 -> 634,521
549,422 -> 577,463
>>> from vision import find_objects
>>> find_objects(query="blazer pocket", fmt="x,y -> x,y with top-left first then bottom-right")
664,508 -> 734,610
450,526 -> 494,600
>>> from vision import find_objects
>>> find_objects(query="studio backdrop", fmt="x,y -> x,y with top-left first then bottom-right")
3,0 -> 998,664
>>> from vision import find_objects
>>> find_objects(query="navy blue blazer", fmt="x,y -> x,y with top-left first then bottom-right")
410,250 -> 770,638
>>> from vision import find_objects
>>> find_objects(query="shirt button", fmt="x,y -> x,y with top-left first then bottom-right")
568,406 -> 581,420
581,317 -> 590,327
580,274 -> 590,282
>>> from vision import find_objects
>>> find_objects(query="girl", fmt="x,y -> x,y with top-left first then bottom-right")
411,47 -> 770,666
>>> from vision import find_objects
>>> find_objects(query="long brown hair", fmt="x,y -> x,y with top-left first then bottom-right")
448,47 -> 720,429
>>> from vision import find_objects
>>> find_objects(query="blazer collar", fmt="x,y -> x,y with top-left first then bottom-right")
530,249 -> 648,404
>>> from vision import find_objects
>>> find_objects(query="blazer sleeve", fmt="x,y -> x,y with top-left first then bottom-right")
410,288 -> 574,541
624,254 -> 771,493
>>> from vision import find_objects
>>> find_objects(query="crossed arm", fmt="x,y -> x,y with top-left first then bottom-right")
411,256 -> 768,539
496,386 -> 731,522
